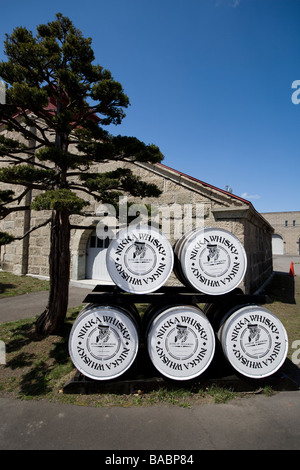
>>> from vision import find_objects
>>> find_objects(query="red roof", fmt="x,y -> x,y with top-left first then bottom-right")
155,162 -> 272,229
1,95 -> 101,124
156,162 -> 252,206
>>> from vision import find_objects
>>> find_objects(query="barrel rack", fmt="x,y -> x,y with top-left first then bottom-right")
63,285 -> 300,394
82,284 -> 267,307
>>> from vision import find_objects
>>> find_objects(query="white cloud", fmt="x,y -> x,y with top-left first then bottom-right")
215,0 -> 241,7
241,192 -> 261,200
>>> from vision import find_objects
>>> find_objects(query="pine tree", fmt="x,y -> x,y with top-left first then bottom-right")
0,13 -> 163,335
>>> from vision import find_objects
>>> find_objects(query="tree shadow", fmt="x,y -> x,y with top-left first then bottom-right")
5,309 -> 79,397
19,362 -> 51,396
6,321 -> 42,355
262,272 -> 296,304
0,282 -> 16,296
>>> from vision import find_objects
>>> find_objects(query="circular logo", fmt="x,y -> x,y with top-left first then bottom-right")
86,325 -> 121,361
106,225 -> 174,293
199,244 -> 231,278
219,305 -> 288,378
124,242 -> 157,276
178,227 -> 247,295
165,325 -> 198,361
240,324 -> 272,360
147,305 -> 215,381
69,305 -> 139,380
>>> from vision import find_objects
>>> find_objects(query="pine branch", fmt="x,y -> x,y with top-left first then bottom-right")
1,114 -> 49,146
0,153 -> 53,170
67,182 -> 102,200
14,217 -> 52,240
0,188 -> 30,207
70,224 -> 94,230
0,204 -> 30,219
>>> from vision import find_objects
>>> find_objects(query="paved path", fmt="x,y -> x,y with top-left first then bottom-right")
0,391 -> 300,450
0,285 -> 89,324
273,255 -> 300,275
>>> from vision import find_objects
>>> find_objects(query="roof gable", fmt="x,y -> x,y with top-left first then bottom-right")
156,162 -> 252,206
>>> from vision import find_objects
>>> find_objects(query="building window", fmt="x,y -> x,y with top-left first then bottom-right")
89,235 -> 110,249
293,220 -> 296,227
285,220 -> 288,227
90,235 -> 96,248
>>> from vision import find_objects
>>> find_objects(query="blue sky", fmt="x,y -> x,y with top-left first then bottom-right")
0,0 -> 299,213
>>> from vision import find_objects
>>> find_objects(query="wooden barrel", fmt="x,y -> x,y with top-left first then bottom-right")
106,225 -> 174,293
68,303 -> 140,381
174,227 -> 247,295
145,304 -> 216,381
217,305 -> 288,379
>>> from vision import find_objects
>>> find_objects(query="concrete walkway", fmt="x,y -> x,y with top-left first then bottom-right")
0,391 -> 300,450
273,255 -> 300,276
0,285 -> 90,324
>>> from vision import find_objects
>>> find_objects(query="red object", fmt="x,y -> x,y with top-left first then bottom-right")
289,262 -> 295,276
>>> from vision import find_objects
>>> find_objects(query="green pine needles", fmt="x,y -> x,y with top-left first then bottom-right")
31,189 -> 87,213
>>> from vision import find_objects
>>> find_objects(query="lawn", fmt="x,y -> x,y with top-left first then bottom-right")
0,271 -> 49,298
262,272 -> 300,353
0,271 -> 299,407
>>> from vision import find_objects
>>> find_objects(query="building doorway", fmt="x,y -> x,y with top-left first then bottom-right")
272,234 -> 284,255
86,230 -> 112,281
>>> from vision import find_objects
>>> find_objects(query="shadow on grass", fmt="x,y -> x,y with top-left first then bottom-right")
263,272 -> 296,304
5,309 -> 80,397
20,360 -> 53,396
0,282 -> 16,296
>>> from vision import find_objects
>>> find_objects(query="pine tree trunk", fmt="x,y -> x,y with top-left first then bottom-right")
36,209 -> 71,335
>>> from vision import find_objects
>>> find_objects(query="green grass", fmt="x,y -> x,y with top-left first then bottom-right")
0,271 -> 49,298
262,272 -> 300,360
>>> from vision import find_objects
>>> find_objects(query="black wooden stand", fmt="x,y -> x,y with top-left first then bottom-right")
82,284 -> 267,308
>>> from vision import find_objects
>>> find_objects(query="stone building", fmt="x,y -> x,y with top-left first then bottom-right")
0,130 -> 274,294
261,211 -> 300,255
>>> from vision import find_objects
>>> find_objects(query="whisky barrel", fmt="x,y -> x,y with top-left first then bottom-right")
217,305 -> 288,379
68,304 -> 140,381
145,304 -> 216,381
174,227 -> 247,295
106,225 -> 174,293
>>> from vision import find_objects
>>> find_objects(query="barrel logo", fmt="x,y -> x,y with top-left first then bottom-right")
86,324 -> 122,361
198,243 -> 231,277
124,241 -> 157,276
